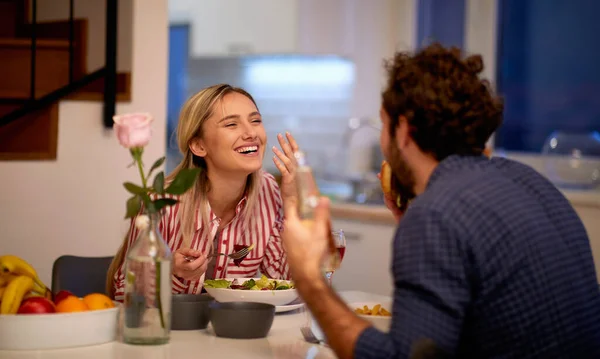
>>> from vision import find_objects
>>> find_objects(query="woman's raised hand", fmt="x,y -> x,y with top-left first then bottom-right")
272,132 -> 300,215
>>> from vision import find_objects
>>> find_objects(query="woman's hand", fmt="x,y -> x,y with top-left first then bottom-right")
272,132 -> 300,215
377,171 -> 405,224
172,248 -> 208,281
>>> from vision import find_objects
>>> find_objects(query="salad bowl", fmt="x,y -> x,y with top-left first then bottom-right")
203,275 -> 298,307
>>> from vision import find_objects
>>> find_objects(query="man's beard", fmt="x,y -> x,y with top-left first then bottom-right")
387,142 -> 417,203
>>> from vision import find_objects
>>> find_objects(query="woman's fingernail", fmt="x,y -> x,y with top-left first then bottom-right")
277,133 -> 282,138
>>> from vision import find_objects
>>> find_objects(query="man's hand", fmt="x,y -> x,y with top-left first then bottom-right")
281,196 -> 331,282
281,196 -> 371,359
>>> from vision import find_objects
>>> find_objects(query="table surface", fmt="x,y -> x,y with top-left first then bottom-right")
0,291 -> 392,359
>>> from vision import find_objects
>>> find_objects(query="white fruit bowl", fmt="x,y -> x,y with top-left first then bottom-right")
349,301 -> 393,332
204,277 -> 298,307
0,306 -> 119,350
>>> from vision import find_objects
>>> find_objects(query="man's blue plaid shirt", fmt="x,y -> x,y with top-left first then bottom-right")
355,155 -> 600,358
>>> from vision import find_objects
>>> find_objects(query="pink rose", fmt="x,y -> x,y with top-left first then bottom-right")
113,113 -> 154,148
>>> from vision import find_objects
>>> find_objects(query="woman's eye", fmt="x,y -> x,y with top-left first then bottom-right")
252,119 -> 262,124
225,123 -> 236,127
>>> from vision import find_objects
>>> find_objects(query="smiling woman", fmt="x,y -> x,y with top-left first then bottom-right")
106,84 -> 300,301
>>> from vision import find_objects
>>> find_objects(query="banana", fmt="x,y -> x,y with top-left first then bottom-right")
0,255 -> 48,293
0,273 -> 17,287
1,275 -> 34,314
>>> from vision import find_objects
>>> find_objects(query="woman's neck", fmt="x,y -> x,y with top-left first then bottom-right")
206,170 -> 248,221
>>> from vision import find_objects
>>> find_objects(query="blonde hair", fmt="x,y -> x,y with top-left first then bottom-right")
106,84 -> 262,297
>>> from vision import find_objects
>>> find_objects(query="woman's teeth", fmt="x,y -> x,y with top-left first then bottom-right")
236,146 -> 258,154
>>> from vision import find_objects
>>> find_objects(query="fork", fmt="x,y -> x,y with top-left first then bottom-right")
183,246 -> 251,262
300,326 -> 324,345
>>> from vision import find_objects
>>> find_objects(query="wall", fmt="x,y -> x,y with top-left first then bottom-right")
0,0 -> 168,286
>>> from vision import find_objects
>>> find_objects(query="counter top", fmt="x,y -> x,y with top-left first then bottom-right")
329,188 -> 600,225
330,202 -> 396,225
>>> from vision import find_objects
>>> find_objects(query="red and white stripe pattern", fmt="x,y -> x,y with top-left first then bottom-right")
113,171 -> 290,302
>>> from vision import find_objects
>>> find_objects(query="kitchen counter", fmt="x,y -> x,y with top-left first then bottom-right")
329,188 -> 600,225
330,202 -> 396,225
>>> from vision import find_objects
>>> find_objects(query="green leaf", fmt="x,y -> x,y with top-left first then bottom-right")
125,195 -> 141,219
153,198 -> 178,212
153,171 -> 165,194
140,193 -> 156,213
165,168 -> 201,195
147,156 -> 166,178
124,182 -> 147,195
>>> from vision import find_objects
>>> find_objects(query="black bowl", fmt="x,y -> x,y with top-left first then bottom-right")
209,301 -> 276,339
171,294 -> 214,330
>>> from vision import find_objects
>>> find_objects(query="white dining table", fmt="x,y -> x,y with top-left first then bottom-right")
0,291 -> 391,359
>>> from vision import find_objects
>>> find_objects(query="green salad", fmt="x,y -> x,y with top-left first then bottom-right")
204,274 -> 295,291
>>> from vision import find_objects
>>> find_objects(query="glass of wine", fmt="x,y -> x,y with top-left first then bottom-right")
323,229 -> 346,287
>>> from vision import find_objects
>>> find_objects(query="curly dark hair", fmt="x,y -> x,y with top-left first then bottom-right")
381,42 -> 504,161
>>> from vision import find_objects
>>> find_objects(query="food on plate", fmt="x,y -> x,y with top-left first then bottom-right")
232,244 -> 253,266
354,304 -> 391,317
17,297 -> 56,314
204,274 -> 295,291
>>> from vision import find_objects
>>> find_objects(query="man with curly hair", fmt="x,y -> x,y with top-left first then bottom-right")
282,43 -> 600,359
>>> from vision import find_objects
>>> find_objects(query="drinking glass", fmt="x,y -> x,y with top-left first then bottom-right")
323,230 -> 346,287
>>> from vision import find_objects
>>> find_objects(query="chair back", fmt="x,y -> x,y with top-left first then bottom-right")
51,255 -> 114,297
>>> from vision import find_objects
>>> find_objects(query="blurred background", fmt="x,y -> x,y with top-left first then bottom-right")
1,0 -> 599,293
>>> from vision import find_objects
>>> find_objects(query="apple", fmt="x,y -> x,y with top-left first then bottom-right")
17,297 -> 56,314
53,290 -> 75,305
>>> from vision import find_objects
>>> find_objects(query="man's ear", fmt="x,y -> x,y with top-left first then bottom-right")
189,137 -> 207,157
394,116 -> 410,150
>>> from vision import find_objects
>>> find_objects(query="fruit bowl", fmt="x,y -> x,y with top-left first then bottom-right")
0,305 -> 119,350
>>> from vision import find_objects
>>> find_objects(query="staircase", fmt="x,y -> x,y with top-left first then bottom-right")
0,0 -> 128,161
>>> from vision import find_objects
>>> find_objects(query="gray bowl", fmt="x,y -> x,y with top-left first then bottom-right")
209,301 -> 275,339
171,294 -> 214,330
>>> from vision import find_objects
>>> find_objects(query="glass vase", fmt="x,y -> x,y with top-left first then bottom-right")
121,212 -> 172,345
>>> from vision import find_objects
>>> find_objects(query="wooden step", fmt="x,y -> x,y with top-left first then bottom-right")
0,101 -> 58,160
0,37 -> 85,100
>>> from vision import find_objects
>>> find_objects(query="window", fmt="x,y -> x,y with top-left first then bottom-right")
494,0 -> 600,153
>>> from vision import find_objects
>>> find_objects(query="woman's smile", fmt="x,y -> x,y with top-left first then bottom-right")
234,143 -> 260,157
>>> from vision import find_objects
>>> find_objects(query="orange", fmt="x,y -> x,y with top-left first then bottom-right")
82,293 -> 115,311
55,296 -> 88,313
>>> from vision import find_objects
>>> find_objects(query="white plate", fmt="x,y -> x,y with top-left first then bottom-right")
275,302 -> 304,313
204,277 -> 298,307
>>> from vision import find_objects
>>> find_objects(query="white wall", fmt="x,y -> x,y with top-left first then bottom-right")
0,0 -> 168,287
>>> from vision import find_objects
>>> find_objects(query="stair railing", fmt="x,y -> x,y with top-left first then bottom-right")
0,0 -> 118,129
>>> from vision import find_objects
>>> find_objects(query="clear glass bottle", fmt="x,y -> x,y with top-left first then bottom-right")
294,151 -> 340,277
121,212 -> 172,345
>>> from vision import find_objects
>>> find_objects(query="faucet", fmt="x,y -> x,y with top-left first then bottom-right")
322,117 -> 385,204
